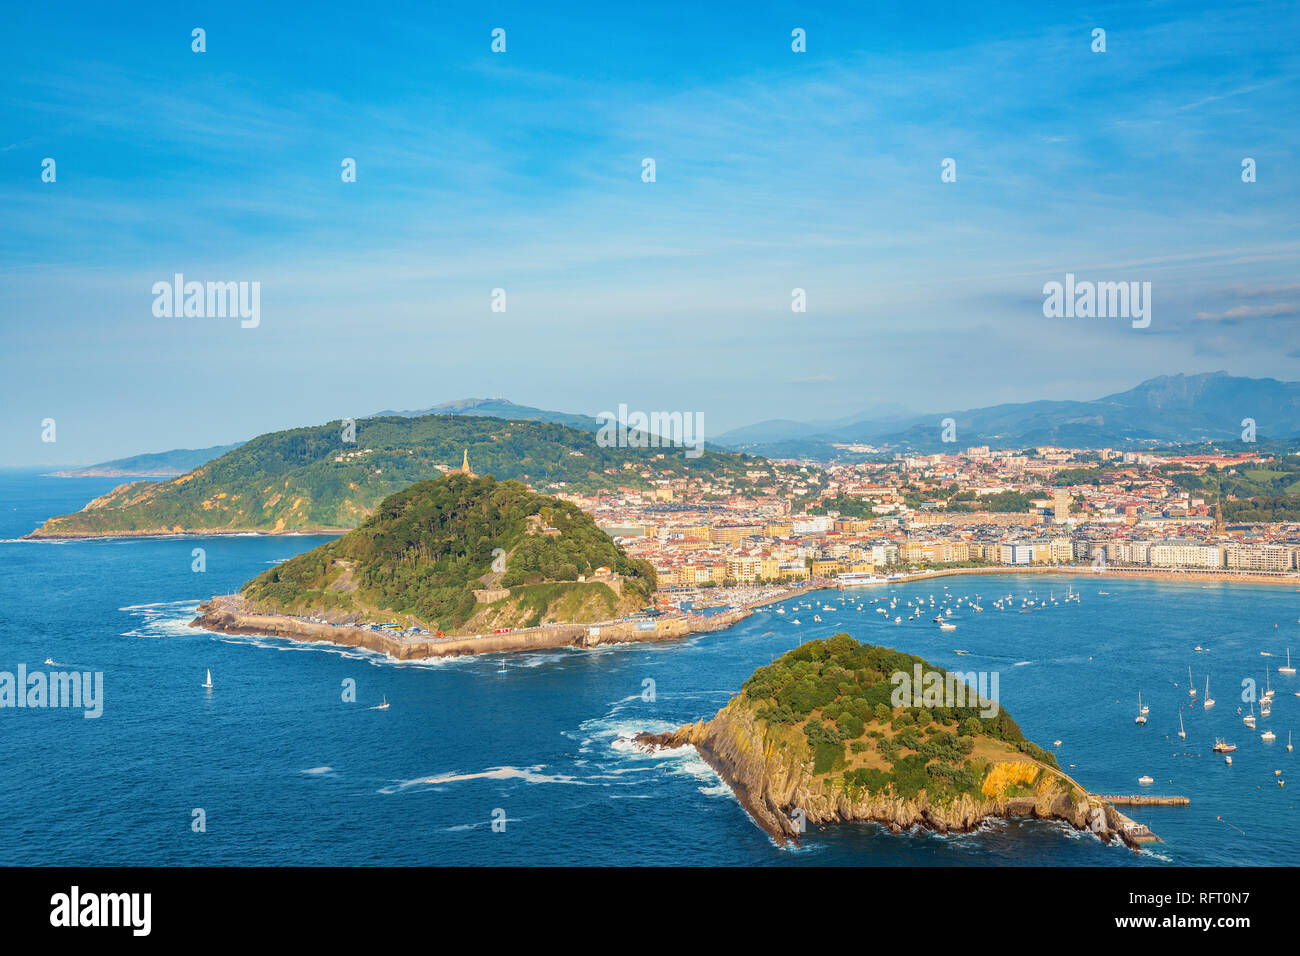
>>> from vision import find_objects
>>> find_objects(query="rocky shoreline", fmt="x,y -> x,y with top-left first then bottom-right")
635,703 -> 1136,849
189,584 -> 817,660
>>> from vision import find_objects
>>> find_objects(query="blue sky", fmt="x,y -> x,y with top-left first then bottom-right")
2,0 -> 1298,465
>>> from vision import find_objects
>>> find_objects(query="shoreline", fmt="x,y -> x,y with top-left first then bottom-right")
855,565 -> 1300,588
24,526 -> 350,541
634,714 -> 1156,851
189,582 -> 822,660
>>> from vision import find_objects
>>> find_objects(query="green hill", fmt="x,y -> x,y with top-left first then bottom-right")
27,414 -> 759,537
636,635 -> 1094,845
239,473 -> 657,633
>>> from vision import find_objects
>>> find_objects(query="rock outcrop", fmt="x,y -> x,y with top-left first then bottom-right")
636,699 -> 1107,846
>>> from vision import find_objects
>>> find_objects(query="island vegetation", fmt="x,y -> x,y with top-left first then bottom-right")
239,473 -> 657,633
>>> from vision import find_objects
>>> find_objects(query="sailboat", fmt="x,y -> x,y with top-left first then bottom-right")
201,668 -> 213,689
1280,649 -> 1296,676
1135,692 -> 1147,724
1288,731 -> 1293,753
1140,692 -> 1149,716
1262,729 -> 1276,742
1243,702 -> 1256,728
498,659 -> 508,674
374,694 -> 390,710
1178,712 -> 1186,739
1264,670 -> 1275,700
1203,676 -> 1215,708
1188,666 -> 1196,698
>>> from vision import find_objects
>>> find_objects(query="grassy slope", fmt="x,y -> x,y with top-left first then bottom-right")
30,414 -> 761,536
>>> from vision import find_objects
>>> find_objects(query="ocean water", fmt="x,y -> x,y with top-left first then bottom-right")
1,468 -> 1296,866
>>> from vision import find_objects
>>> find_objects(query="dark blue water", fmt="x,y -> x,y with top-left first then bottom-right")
2,469 -> 1296,865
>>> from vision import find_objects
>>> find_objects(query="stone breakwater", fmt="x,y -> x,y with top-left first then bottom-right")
635,701 -> 1138,848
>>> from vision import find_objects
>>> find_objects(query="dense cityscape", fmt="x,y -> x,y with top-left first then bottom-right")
548,446 -> 1300,593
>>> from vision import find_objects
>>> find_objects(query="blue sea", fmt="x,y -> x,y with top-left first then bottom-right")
1,468 -> 1297,866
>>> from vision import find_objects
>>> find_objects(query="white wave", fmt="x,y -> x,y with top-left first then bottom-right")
380,765 -> 590,794
301,766 -> 335,775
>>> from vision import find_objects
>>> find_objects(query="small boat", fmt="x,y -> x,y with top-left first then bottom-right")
43,658 -> 55,666
1244,704 -> 1256,728
1138,775 -> 1154,785
1139,692 -> 1149,716
374,695 -> 390,710
1289,731 -> 1294,753
791,619 -> 801,625
1262,730 -> 1276,742
1280,649 -> 1296,675
1204,676 -> 1214,708
1188,666 -> 1196,698
201,668 -> 213,689
1194,645 -> 1204,652
1178,712 -> 1186,739
1053,739 -> 1062,747
939,622 -> 956,631
1213,738 -> 1236,753
813,615 -> 822,622
1225,755 -> 1232,765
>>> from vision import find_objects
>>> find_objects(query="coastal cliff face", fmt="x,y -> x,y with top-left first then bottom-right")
637,698 -> 1103,846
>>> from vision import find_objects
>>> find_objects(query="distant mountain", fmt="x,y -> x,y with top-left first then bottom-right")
714,403 -> 912,449
28,414 -> 759,538
721,373 -> 1300,456
236,473 -> 656,633
370,397 -> 601,432
49,443 -> 243,478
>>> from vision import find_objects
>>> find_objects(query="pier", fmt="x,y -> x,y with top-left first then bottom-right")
1096,794 -> 1190,806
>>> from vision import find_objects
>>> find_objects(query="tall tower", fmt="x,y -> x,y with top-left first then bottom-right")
1214,498 -> 1224,535
460,448 -> 474,477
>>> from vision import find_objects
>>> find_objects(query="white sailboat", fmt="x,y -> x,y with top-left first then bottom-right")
1135,692 -> 1147,724
1203,676 -> 1215,708
374,694 -> 390,710
1187,666 -> 1196,698
1244,702 -> 1256,728
201,668 -> 213,689
1280,649 -> 1296,675
1262,729 -> 1276,742
1178,712 -> 1186,739
1288,731 -> 1293,752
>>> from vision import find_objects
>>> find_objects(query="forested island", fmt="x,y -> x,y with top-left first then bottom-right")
197,474 -> 657,636
637,635 -> 1125,846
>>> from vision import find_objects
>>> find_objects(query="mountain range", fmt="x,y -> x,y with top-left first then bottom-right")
711,372 -> 1300,456
53,373 -> 1300,478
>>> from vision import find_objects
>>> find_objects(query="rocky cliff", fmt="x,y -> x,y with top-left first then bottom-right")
637,698 -> 1110,846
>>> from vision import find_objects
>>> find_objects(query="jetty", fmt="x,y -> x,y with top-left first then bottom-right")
1096,794 -> 1190,807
